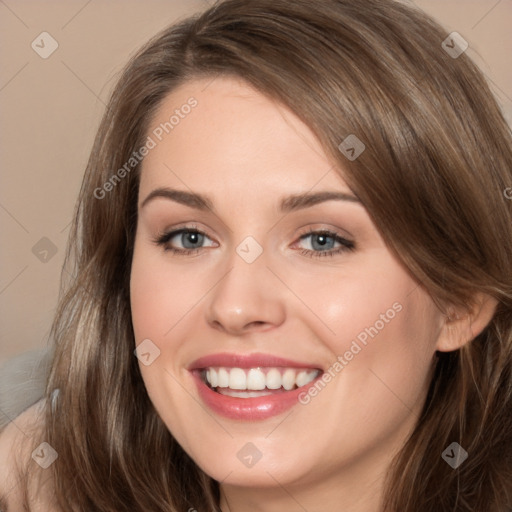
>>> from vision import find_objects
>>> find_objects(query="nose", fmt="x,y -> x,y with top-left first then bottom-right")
205,252 -> 286,336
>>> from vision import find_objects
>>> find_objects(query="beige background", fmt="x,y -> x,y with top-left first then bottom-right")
1,0 -> 511,366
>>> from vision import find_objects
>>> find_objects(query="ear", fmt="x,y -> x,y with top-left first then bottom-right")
436,293 -> 499,352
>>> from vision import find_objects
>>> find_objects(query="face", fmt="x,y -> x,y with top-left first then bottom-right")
130,76 -> 446,496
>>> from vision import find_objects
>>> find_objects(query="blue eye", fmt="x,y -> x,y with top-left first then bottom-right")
173,230 -> 205,249
154,227 -> 355,258
297,230 -> 355,258
154,228 -> 215,254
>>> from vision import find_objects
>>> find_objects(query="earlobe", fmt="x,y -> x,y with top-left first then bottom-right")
435,294 -> 499,352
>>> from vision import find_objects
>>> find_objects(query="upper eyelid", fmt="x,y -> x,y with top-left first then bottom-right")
298,227 -> 346,237
295,226 -> 353,242
157,226 -> 213,242
293,230 -> 354,249
157,226 -> 353,247
160,225 -> 349,237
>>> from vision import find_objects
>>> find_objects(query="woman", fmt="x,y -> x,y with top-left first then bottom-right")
1,0 -> 511,510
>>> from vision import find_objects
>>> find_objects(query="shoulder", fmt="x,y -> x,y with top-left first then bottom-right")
0,400 -> 58,511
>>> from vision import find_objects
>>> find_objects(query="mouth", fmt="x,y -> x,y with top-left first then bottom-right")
188,353 -> 324,420
200,366 -> 321,397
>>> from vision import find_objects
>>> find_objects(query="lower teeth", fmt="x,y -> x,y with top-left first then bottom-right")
215,388 -> 287,398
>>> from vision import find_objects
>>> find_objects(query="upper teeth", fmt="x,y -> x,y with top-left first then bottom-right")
204,367 -> 320,391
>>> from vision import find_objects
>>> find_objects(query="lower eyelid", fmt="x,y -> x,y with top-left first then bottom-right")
154,228 -> 354,254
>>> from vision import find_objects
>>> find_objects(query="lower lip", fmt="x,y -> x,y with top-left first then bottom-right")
191,370 -> 322,421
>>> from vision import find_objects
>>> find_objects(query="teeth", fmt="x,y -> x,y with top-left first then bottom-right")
204,367 -> 320,391
229,368 -> 246,390
206,368 -> 218,388
296,371 -> 313,387
282,369 -> 296,390
218,389 -> 275,398
266,368 -> 282,389
247,369 -> 266,390
218,368 -> 229,387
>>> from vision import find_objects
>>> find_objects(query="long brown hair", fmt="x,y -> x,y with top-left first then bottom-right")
30,0 -> 512,510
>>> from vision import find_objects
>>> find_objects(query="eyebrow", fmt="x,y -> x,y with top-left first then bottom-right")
141,188 -> 214,210
280,190 -> 361,212
140,187 -> 362,212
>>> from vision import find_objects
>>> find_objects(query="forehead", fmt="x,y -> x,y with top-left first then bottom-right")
139,76 -> 352,199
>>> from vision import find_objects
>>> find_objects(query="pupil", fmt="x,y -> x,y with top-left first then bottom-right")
183,231 -> 203,248
312,234 -> 334,250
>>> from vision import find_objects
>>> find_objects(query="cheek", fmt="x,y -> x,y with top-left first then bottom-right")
289,259 -> 439,407
130,246 -> 205,449
284,256 -> 424,355
130,245 -> 211,342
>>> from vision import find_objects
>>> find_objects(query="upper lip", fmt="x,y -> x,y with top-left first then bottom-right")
188,352 -> 323,371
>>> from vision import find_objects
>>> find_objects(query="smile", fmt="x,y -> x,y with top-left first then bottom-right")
189,353 -> 324,420
202,367 -> 320,396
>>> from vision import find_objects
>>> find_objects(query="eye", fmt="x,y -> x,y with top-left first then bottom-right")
153,227 -> 216,255
295,230 -> 355,258
153,226 -> 354,258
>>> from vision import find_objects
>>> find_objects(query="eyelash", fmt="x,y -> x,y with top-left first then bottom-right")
153,226 -> 356,258
297,228 -> 355,258
153,225 -> 209,257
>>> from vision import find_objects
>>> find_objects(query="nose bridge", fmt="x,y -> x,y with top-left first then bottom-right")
205,238 -> 285,333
